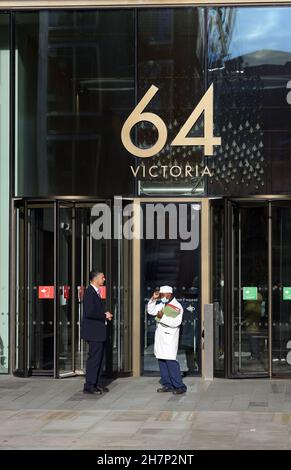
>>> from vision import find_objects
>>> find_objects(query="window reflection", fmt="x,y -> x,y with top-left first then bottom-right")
212,200 -> 225,374
14,6 -> 291,198
137,8 -> 205,194
141,203 -> 201,375
272,206 -> 291,374
15,10 -> 135,197
0,13 -> 9,374
208,7 -> 291,196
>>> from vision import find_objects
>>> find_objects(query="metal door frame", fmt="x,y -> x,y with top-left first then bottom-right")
226,199 -> 271,378
55,200 -> 75,378
269,200 -> 291,379
10,197 -> 113,378
136,197 -> 209,378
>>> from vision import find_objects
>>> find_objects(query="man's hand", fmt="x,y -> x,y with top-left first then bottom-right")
156,310 -> 163,319
152,290 -> 160,301
105,311 -> 113,321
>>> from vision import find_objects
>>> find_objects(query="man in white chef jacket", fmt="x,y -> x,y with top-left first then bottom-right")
147,285 -> 187,395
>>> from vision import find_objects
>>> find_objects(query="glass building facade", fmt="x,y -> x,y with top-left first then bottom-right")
1,4 -> 291,378
0,14 -> 9,373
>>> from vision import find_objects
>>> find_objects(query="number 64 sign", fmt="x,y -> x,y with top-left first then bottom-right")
121,83 -> 221,159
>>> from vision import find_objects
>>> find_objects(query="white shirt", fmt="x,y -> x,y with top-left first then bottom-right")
90,283 -> 100,297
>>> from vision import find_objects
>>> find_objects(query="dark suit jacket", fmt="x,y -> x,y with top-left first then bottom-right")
81,285 -> 107,342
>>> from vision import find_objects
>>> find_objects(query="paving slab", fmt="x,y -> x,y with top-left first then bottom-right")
1,375 -> 291,449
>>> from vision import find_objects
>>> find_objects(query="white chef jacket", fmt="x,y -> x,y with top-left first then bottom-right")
147,297 -> 183,360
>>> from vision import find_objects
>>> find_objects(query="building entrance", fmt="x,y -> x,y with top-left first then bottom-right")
11,199 -> 132,378
141,202 -> 201,376
226,200 -> 291,377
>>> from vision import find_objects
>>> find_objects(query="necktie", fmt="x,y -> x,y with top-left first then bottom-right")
96,288 -> 106,324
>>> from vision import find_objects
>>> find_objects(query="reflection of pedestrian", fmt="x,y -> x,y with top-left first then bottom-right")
244,292 -> 263,360
81,270 -> 113,395
179,302 -> 197,373
147,286 -> 187,395
0,335 -> 5,367
272,282 -> 288,361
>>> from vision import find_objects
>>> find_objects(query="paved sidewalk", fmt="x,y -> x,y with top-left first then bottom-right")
1,375 -> 291,449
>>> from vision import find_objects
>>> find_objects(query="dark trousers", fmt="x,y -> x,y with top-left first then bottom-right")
158,359 -> 187,390
249,333 -> 260,359
84,341 -> 105,391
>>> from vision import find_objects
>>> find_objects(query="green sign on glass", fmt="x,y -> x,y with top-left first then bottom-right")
283,287 -> 291,300
243,287 -> 257,301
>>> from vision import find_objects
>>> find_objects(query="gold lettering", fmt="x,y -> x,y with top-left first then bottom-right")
170,166 -> 182,178
149,165 -> 159,178
201,166 -> 213,177
130,165 -> 140,177
129,163 -> 214,179
171,84 -> 221,156
185,165 -> 192,177
121,84 -> 221,158
121,85 -> 167,158
161,165 -> 168,178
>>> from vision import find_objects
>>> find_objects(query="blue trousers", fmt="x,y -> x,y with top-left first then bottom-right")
158,359 -> 187,390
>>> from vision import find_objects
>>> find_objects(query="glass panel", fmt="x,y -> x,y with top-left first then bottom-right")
119,235 -> 133,373
208,6 -> 291,196
141,202 -> 200,374
272,205 -> 291,374
58,204 -> 73,375
0,13 -> 9,374
15,201 -> 127,377
15,10 -> 135,197
28,207 -> 54,373
232,205 -> 269,375
74,207 -> 89,373
14,205 -> 26,375
137,8 -> 205,195
212,200 -> 225,374
74,204 -> 110,375
111,200 -> 132,374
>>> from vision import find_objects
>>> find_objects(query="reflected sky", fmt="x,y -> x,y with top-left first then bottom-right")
228,7 -> 291,59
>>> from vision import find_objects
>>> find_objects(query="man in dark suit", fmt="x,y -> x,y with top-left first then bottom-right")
81,270 -> 113,395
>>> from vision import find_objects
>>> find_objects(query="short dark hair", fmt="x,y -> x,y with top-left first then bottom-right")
89,270 -> 103,282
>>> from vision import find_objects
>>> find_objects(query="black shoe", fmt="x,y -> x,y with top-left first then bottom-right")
157,387 -> 173,393
83,388 -> 102,395
95,386 -> 109,393
172,388 -> 187,395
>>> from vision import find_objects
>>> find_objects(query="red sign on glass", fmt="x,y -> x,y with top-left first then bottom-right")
38,286 -> 54,299
99,286 -> 106,299
63,285 -> 70,300
77,286 -> 85,301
